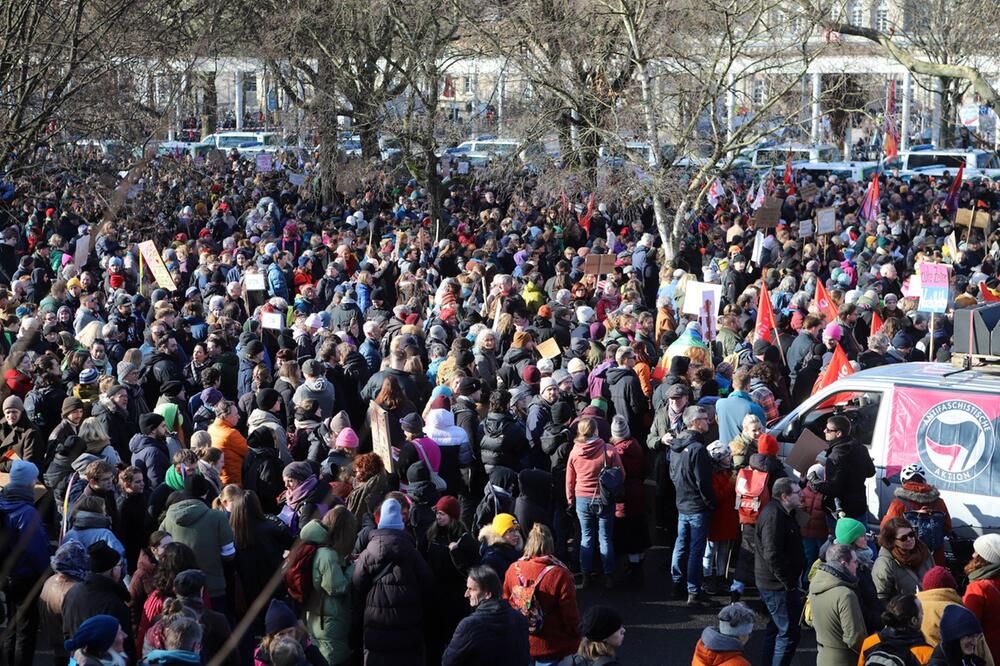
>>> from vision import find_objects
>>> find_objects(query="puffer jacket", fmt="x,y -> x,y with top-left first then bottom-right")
425,408 -> 471,494
442,598 -> 531,666
474,466 -> 518,530
880,482 -> 952,564
128,434 -> 170,488
300,520 -> 354,666
692,627 -> 751,666
480,412 -> 528,473
0,487 -> 50,581
668,429 -> 715,514
808,564 -> 866,666
352,527 -> 433,666
62,511 -> 127,564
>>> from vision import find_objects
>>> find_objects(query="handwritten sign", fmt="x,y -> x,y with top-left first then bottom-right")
261,311 -> 284,330
137,241 -> 177,291
288,172 -> 307,187
681,281 -> 723,317
799,218 -> 814,238
799,182 -> 819,200
244,272 -> 266,292
751,197 -> 782,229
918,262 -> 949,313
584,254 -> 616,275
256,153 -> 273,173
815,207 -> 838,235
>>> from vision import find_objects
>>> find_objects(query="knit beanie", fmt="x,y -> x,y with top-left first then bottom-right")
757,434 -> 779,457
328,410 -> 351,434
264,599 -> 297,635
64,614 -> 120,653
87,541 -> 121,573
435,495 -> 461,522
7,459 -> 38,488
718,602 -> 756,637
611,415 -> 630,441
173,569 -> 207,598
61,397 -> 85,418
335,427 -> 359,449
939,604 -> 982,642
834,518 -> 866,546
200,388 -> 223,406
283,461 -> 313,483
2,395 -> 23,412
377,498 -> 405,531
921,565 -> 957,591
256,387 -> 280,411
139,412 -> 165,435
580,605 -> 623,642
973,533 -> 1000,565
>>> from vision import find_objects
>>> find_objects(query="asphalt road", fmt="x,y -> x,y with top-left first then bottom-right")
575,543 -> 819,665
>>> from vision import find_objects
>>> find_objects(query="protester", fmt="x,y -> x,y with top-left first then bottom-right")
809,542 -> 866,666
442,565 -> 531,666
962,533 -> 1000,659
692,602 -> 757,666
574,605 -> 626,666
858,594 -> 934,666
928,605 -> 987,666
873,517 -> 934,602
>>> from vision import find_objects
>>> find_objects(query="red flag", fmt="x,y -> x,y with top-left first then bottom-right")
814,281 -> 838,322
755,283 -> 777,343
813,344 -> 854,395
981,281 -> 1000,302
944,164 -> 963,214
870,310 -> 884,336
783,153 -> 796,196
884,80 -> 899,162
579,192 -> 595,235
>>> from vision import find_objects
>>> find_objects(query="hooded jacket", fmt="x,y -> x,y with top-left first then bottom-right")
474,466 -> 518,530
808,564 -> 866,666
62,510 -> 126,564
129,433 -> 170,488
0,486 -> 49,581
300,520 -> 354,664
478,524 -> 522,579
293,375 -> 336,419
692,627 -> 751,666
515,468 -> 552,534
880,482 -> 953,559
606,365 -> 649,428
91,398 -> 137,460
158,498 -> 235,597
565,436 -> 623,504
668,429 -> 716,514
813,435 -> 876,518
247,408 -> 291,464
425,408 -> 472,491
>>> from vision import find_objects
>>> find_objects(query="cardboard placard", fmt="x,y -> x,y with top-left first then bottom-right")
785,428 -> 829,476
244,272 -> 266,292
798,182 -> 819,200
955,208 -> 988,229
369,401 -> 394,472
815,207 -> 838,235
799,218 -> 814,238
751,197 -> 782,229
536,337 -> 561,359
261,311 -> 284,330
137,240 -> 177,291
583,254 -> 616,275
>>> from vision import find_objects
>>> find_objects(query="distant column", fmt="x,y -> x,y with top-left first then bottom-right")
235,71 -> 245,131
901,71 -> 912,151
931,77 -> 942,147
810,72 -> 822,144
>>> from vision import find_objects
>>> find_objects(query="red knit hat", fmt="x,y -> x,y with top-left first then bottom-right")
758,434 -> 779,456
435,495 -> 461,522
922,566 -> 957,591
522,365 -> 541,385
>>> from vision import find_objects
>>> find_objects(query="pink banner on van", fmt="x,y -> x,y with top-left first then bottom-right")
887,387 -> 999,493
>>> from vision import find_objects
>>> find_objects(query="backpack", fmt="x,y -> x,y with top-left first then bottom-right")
597,448 -> 625,504
734,468 -> 770,525
284,541 -> 319,605
900,498 -> 946,551
587,361 -> 613,401
508,562 -> 556,634
861,637 -> 929,666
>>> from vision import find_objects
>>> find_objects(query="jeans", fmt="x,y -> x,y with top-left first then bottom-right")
759,587 -> 803,666
703,540 -> 733,579
575,496 -> 614,574
671,511 -> 710,593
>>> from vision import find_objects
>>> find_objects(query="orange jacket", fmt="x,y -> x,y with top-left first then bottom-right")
692,639 -> 750,666
856,632 -> 933,665
964,577 -> 1000,660
209,418 -> 248,486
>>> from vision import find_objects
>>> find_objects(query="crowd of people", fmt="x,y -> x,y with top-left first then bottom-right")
0,143 -> 999,666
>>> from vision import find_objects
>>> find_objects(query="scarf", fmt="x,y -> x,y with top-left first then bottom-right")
968,560 -> 1000,582
892,540 -> 930,572
286,474 -> 318,510
165,464 -> 186,492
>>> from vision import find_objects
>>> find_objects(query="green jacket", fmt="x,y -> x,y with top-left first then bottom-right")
808,565 -> 866,666
871,546 -> 933,602
300,520 -> 354,665
159,499 -> 234,597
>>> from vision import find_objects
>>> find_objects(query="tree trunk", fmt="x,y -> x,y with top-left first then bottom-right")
200,70 -> 218,138
316,61 -> 339,206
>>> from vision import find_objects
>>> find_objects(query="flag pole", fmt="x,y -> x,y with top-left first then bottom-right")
928,313 -> 936,362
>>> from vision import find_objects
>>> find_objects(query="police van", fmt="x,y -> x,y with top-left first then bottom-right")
770,362 -> 1000,537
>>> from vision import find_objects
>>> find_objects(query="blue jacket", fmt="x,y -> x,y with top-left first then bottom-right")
267,262 -> 288,300
128,433 -> 170,488
141,649 -> 202,664
0,490 -> 49,581
62,510 -> 127,564
715,390 -> 766,443
357,282 -> 372,314
359,337 -> 382,375
442,598 -> 530,666
237,352 -> 257,399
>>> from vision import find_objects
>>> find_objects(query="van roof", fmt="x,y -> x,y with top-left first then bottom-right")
842,362 -> 1000,394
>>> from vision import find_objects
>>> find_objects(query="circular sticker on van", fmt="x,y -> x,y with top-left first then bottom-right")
916,400 -> 995,483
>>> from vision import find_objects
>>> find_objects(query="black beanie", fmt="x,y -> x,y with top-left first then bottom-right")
580,605 -> 623,642
256,387 -> 280,411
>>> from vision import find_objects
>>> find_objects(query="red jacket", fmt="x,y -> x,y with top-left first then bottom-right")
880,482 -> 952,565
964,577 -> 1000,659
566,438 -> 623,504
502,556 -> 581,660
612,437 -> 647,518
708,471 -> 738,541
799,486 -> 827,540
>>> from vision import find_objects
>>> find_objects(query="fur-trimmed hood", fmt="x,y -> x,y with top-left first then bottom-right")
895,481 -> 940,504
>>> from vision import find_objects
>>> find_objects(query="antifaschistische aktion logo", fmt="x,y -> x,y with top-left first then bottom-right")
916,400 -> 996,484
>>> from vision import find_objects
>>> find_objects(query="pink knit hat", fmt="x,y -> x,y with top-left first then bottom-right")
335,427 -> 359,449
823,322 -> 843,340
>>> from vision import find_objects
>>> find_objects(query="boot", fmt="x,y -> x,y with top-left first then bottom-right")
577,573 -> 596,590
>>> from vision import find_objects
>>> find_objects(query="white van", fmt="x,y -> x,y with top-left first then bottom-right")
749,143 -> 841,169
199,131 -> 283,156
886,147 -> 1000,180
770,362 -> 1000,537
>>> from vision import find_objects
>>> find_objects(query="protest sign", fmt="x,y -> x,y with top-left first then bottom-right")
956,208 -> 988,230
244,272 -> 266,292
682,281 -> 722,317
261,311 -> 284,330
799,218 -> 814,237
815,207 -> 838,235
537,337 -> 561,359
256,153 -> 273,173
918,262 -> 949,314
583,254 -> 615,275
751,197 -> 782,229
137,241 -> 176,291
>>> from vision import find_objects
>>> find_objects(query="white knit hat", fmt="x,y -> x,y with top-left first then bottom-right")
973,533 -> 1000,565
718,602 -> 756,637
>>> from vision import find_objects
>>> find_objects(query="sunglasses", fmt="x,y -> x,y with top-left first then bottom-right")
896,532 -> 916,542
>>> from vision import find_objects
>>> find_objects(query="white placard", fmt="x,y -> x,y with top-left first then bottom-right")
751,231 -> 765,266
256,153 -> 273,173
682,281 -> 723,317
457,161 -> 469,175
288,172 -> 306,186
816,207 -> 837,235
244,272 -> 266,291
799,218 -> 814,238
261,311 -> 283,330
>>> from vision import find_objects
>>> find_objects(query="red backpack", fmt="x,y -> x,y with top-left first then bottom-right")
734,468 -> 770,525
284,542 -> 319,604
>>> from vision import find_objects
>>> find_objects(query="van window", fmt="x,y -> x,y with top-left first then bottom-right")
778,390 -> 883,450
907,153 -> 965,169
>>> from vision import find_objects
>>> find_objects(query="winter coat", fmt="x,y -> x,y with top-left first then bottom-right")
293,376 -> 337,419
0,412 -> 42,470
62,573 -> 134,662
0,487 -> 49,581
565,437 -> 623,504
159,499 -> 235,597
813,436 -> 876,518
91,399 -> 137,460
515,468 -> 552,533
692,627 -> 751,666
881,482 -> 953,565
241,443 -> 285,514
62,510 -> 127,564
917,588 -> 995,665
442,598 -> 531,666
128,549 -> 159,630
872,546 -> 933,602
234,515 -> 293,608
478,524 -> 522,579
209,417 -> 249,486
140,351 -> 183,408
474,470 -> 518,531
606,366 -> 650,431
502,556 -> 580,660
129,434 -> 170,488
801,485 -> 829,540
668,429 -> 716,515
352,527 -> 433,666
300,520 -> 354,665
247,408 -> 291,465
425,407 -> 472,493
715,391 -> 766,444
709,470 -> 739,541
480,412 -> 529,473
755,500 -> 805,591
612,437 -> 647,519
809,564 -> 867,666
964,573 -> 1000,659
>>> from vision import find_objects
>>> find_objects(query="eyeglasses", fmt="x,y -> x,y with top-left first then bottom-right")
823,427 -> 840,433
895,532 -> 916,542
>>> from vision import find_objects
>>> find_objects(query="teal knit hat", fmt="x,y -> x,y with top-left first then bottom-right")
834,517 -> 866,545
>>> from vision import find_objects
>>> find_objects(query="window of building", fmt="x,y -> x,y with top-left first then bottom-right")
463,75 -> 475,94
848,1 -> 863,26
753,79 -> 765,106
875,1 -> 889,31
